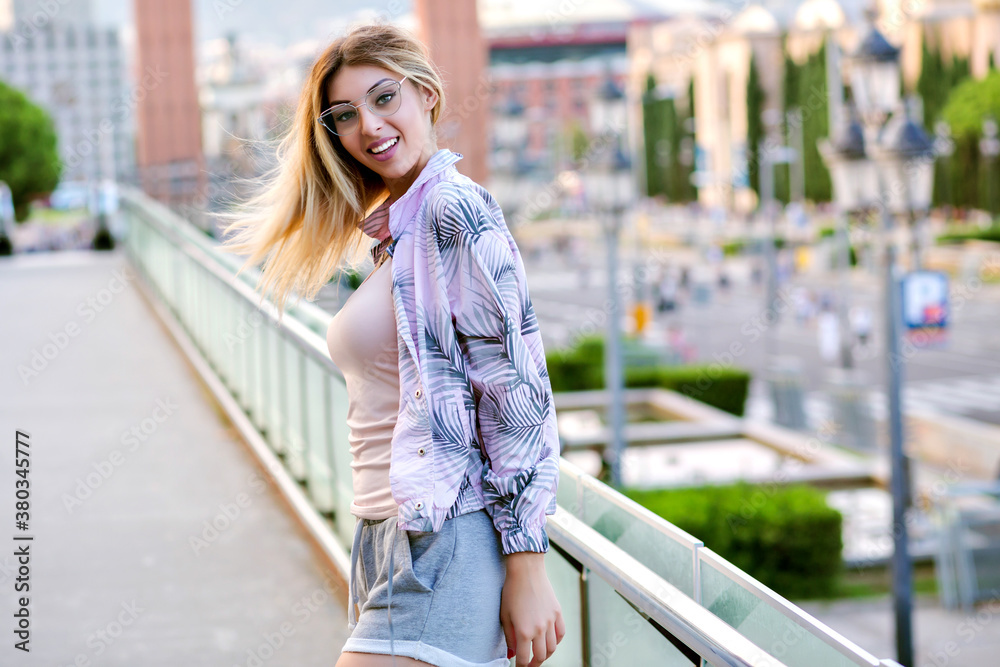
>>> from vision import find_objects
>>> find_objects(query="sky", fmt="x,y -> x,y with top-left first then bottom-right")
87,0 -> 871,50
92,0 -> 402,47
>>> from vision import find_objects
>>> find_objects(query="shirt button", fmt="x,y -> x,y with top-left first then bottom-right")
414,501 -> 424,510
417,447 -> 426,456
414,389 -> 422,398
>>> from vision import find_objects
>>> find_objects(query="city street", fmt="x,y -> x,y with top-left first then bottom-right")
523,238 -> 1000,428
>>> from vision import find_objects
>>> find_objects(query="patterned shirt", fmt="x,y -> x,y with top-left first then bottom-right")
354,148 -> 560,554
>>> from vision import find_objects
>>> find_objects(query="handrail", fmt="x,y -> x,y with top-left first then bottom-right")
548,507 -> 788,667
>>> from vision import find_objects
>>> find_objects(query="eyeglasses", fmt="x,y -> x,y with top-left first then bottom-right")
318,76 -> 407,136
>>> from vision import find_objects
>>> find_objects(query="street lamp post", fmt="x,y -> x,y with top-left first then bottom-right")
590,75 -> 632,489
846,12 -> 936,665
820,106 -> 877,370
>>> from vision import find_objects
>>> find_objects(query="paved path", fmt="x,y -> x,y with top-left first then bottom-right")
799,595 -> 1000,667
0,249 -> 349,666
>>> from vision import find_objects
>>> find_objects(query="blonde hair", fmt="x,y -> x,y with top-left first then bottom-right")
217,23 -> 446,322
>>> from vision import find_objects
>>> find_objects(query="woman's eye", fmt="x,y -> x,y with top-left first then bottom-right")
374,91 -> 396,106
335,109 -> 356,123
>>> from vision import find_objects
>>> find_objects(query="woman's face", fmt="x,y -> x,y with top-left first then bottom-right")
326,64 -> 438,194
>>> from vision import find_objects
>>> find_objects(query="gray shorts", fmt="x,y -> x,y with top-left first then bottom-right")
342,507 -> 510,667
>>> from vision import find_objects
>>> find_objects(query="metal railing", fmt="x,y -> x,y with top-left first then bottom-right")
118,187 -> 902,667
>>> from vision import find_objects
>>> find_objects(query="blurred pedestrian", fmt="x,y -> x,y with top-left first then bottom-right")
817,307 -> 840,363
657,270 -> 678,313
850,305 -> 873,348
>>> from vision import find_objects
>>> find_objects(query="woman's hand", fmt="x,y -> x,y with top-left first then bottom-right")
501,551 -> 566,666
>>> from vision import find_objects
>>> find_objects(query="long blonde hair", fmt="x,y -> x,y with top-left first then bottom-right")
217,23 -> 446,322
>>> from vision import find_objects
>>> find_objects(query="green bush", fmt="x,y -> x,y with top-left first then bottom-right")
546,334 -> 751,416
721,239 -> 746,256
623,483 -> 843,599
937,224 -> 1000,244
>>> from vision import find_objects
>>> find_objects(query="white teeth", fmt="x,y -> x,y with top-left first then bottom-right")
370,137 -> 398,154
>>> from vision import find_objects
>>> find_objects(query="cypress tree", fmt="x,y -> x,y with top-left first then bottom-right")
746,53 -> 765,197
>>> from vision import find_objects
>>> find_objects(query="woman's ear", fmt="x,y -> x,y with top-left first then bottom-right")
419,84 -> 439,112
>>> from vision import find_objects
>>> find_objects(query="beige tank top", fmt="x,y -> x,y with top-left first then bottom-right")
326,255 -> 400,520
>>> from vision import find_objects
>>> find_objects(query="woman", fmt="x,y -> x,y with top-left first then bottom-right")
220,23 -> 565,667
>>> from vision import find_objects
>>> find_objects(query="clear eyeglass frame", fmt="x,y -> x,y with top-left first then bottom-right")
318,76 -> 408,136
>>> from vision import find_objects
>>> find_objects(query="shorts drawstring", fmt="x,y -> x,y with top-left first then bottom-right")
387,520 -> 399,665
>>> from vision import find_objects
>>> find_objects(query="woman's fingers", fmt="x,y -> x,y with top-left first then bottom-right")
530,631 -> 546,667
546,622 -> 557,658
502,617 -> 515,661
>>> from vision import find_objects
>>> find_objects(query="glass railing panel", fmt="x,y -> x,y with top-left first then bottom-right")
218,290 -> 235,389
281,346 -> 308,481
557,461 -> 581,517
207,278 -> 223,379
263,327 -> 287,456
542,550 -> 583,667
328,375 -> 355,546
304,355 -> 335,513
587,573 -> 697,666
698,550 -> 877,667
247,306 -> 267,432
581,481 -> 699,598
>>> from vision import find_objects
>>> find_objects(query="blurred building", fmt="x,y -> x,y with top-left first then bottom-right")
482,9 -> 633,218
0,5 -> 134,184
133,0 -> 204,206
199,33 -> 268,164
414,0 -> 490,185
3,0 -> 94,29
690,4 -> 793,213
901,0 -> 1000,82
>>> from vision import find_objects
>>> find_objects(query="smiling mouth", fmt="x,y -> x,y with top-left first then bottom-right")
368,137 -> 399,154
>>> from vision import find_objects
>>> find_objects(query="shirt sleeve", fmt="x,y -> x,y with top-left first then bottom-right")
431,193 -> 560,555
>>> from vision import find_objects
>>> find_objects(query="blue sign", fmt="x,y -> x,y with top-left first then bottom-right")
901,270 -> 949,347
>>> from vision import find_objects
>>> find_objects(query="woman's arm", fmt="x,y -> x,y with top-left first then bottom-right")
430,187 -> 564,664
429,190 -> 560,555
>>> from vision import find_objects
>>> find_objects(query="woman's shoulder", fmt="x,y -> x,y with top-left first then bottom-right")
423,175 -> 506,236
424,174 -> 500,215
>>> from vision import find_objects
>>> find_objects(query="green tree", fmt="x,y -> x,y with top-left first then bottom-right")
641,73 -> 695,203
566,119 -> 590,163
941,70 -> 1000,214
775,50 -> 798,204
800,40 -> 831,203
0,80 -> 61,221
746,54 -> 765,197
918,43 -> 974,208
642,73 -> 668,198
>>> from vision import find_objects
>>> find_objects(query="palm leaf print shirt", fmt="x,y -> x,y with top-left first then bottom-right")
354,148 -> 560,555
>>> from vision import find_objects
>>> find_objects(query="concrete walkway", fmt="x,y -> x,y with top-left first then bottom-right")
0,249 -> 349,666
800,594 -> 1000,667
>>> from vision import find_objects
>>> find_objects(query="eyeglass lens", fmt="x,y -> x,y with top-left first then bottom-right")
323,81 -> 402,136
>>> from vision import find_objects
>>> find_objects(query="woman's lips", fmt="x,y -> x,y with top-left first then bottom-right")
368,137 -> 399,162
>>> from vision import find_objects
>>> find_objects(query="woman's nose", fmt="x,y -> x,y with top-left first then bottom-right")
358,105 -> 384,136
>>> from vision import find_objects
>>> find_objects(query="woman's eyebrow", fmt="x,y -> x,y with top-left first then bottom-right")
329,78 -> 394,105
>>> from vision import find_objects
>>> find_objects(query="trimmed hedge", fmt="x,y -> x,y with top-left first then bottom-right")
546,334 -> 750,416
937,224 -> 1000,244
623,483 -> 843,599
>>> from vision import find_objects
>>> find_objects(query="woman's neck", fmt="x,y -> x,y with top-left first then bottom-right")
383,142 -> 439,202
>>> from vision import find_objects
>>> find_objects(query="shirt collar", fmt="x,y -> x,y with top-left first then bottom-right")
356,148 -> 464,242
